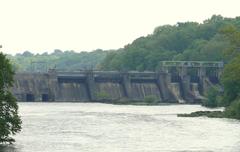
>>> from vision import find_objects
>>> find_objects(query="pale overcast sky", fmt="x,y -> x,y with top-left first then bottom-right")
0,0 -> 239,55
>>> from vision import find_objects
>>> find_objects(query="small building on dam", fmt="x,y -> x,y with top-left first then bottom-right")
11,61 -> 224,103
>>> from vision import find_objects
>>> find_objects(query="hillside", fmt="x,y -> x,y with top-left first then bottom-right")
99,15 -> 240,71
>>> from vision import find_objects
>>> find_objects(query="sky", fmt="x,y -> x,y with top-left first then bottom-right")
0,0 -> 239,55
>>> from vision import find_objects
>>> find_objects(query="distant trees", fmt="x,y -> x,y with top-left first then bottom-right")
7,15 -> 240,73
22,51 -> 34,57
7,49 -> 108,72
0,52 -> 22,143
99,15 -> 240,71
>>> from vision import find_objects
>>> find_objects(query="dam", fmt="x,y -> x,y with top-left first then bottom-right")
11,61 -> 223,103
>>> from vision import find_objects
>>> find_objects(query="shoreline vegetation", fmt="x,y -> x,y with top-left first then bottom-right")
178,110 -> 225,118
178,98 -> 240,120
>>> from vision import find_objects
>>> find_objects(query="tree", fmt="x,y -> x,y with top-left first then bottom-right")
100,15 -> 240,71
22,51 -> 34,57
220,25 -> 240,61
224,99 -> 240,119
220,25 -> 240,105
221,54 -> 240,105
214,25 -> 240,120
0,52 -> 21,143
202,86 -> 219,108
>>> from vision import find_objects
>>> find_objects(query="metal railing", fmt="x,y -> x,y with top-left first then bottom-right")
160,61 -> 224,68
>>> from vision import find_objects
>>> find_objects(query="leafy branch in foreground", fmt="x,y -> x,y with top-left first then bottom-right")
0,52 -> 22,144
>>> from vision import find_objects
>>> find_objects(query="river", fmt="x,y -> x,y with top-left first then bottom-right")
1,102 -> 240,152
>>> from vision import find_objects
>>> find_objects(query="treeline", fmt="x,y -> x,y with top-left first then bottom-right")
99,15 -> 240,71
187,25 -> 240,120
8,15 -> 240,72
7,49 -> 108,72
214,25 -> 240,119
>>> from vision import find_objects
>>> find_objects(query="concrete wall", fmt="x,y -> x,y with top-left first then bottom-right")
11,70 -> 218,103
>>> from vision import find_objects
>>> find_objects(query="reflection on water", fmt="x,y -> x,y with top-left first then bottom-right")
3,103 -> 240,152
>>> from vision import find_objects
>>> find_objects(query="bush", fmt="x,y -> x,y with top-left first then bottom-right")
96,92 -> 110,100
143,95 -> 158,104
202,86 -> 220,108
224,99 -> 240,120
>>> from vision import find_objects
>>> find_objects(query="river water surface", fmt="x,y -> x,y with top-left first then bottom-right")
1,102 -> 240,152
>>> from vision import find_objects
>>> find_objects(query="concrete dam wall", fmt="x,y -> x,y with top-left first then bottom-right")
11,69 -> 220,103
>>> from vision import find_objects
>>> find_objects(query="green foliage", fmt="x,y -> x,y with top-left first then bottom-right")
224,99 -> 240,119
217,24 -> 240,120
178,111 -> 224,118
96,92 -> 110,100
202,87 -> 220,108
100,15 -> 240,71
221,55 -> 240,105
7,15 -> 240,73
143,95 -> 158,104
220,25 -> 240,60
220,26 -> 240,106
0,52 -> 22,143
7,49 -> 108,72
